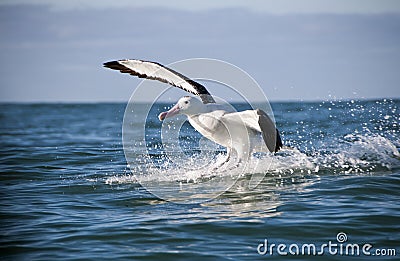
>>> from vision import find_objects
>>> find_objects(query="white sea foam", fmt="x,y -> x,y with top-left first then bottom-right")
105,133 -> 400,187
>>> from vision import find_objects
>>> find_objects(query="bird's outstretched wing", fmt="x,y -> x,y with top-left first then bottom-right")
103,59 -> 215,104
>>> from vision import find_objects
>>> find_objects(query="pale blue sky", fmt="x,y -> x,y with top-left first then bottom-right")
0,0 -> 399,102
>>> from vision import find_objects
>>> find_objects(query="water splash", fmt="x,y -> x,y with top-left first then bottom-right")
106,133 -> 399,187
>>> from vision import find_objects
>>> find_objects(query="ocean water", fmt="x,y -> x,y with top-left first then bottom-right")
1,99 -> 399,260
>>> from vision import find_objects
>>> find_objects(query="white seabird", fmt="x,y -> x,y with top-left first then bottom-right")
104,59 -> 282,167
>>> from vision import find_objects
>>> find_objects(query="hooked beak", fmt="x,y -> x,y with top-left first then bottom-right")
158,103 -> 180,121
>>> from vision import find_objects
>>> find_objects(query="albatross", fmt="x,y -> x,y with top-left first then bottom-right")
104,59 -> 282,167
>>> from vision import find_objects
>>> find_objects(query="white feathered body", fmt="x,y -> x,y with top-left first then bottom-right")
188,109 -> 270,160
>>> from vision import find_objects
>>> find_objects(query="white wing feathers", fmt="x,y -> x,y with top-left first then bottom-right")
222,109 -> 282,152
103,59 -> 215,104
194,109 -> 282,153
222,110 -> 262,132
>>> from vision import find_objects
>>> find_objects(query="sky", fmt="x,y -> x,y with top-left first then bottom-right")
0,0 -> 399,102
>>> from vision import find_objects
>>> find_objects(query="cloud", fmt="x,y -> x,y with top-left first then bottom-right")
1,0 -> 400,14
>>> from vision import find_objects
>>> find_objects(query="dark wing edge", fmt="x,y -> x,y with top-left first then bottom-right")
103,60 -> 215,104
256,109 -> 283,153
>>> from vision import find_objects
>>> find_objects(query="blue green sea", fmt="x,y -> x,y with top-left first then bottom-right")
1,99 -> 399,260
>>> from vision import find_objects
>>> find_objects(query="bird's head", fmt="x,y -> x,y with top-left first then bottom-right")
158,96 -> 204,121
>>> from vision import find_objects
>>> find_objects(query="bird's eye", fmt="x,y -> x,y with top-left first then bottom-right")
184,101 -> 189,104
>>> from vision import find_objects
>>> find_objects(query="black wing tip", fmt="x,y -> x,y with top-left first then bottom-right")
256,109 -> 283,153
103,60 -> 121,69
275,129 -> 283,152
103,60 -> 143,76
